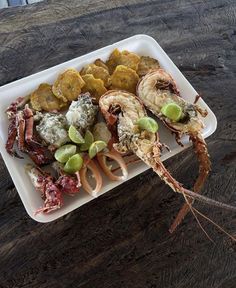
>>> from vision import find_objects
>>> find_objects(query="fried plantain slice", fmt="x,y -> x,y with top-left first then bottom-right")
80,64 -> 111,88
106,49 -> 140,74
94,58 -> 109,72
31,83 -> 66,112
106,48 -> 120,74
81,74 -> 107,102
137,56 -> 160,77
52,69 -> 85,102
30,89 -> 41,111
110,65 -> 139,94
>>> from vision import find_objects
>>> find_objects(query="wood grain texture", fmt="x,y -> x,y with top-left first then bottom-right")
0,0 -> 236,287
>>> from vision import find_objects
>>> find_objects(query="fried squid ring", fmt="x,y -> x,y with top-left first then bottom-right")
97,149 -> 128,181
80,159 -> 102,197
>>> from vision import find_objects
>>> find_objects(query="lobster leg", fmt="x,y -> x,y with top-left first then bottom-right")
169,134 -> 211,233
132,141 -> 235,212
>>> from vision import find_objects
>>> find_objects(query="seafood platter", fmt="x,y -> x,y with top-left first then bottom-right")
0,35 -> 219,223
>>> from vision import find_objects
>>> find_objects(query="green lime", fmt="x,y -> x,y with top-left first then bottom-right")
64,153 -> 83,174
54,144 -> 77,163
80,130 -> 94,151
68,125 -> 85,144
137,117 -> 159,133
89,140 -> 107,159
161,103 -> 182,122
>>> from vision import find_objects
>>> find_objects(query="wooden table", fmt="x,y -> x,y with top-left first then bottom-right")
0,1 -> 235,287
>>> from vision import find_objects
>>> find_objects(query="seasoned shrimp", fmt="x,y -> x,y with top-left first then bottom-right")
99,90 -> 234,212
137,69 -> 211,232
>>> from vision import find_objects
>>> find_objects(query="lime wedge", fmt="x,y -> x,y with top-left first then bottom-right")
64,153 -> 83,174
161,103 -> 182,122
89,141 -> 107,159
137,117 -> 159,133
54,144 -> 77,163
68,125 -> 85,144
80,130 -> 94,151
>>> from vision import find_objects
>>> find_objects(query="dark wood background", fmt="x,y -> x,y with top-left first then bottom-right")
0,0 -> 236,287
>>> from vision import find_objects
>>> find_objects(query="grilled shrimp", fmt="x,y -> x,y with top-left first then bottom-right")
99,90 -> 234,213
137,69 -> 211,232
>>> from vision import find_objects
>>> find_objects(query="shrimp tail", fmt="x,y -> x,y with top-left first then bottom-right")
170,134 -> 211,233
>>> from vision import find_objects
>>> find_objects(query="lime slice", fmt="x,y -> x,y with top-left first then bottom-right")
68,125 -> 85,144
80,130 -> 94,151
54,144 -> 77,163
161,103 -> 182,122
137,117 -> 159,133
64,153 -> 83,174
89,141 -> 107,159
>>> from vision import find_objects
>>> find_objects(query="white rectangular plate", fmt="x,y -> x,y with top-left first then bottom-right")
0,35 -> 217,223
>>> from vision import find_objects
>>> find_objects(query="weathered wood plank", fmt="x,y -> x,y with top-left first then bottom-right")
0,0 -> 236,287
8,0 -> 27,7
0,0 -> 8,8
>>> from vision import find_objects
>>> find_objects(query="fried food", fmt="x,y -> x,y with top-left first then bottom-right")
94,59 -> 109,72
137,56 -> 160,77
80,64 -> 111,88
106,49 -> 140,74
52,69 -> 85,102
111,65 -> 139,94
81,74 -> 107,102
30,83 -> 66,112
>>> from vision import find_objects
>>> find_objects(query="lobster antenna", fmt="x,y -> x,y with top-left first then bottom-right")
192,206 -> 236,242
181,192 -> 215,243
180,190 -> 236,242
183,189 -> 236,212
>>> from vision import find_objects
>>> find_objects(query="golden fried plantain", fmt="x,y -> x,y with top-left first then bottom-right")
110,65 -> 139,94
81,74 -> 107,102
52,69 -> 85,102
106,49 -> 120,74
94,58 -> 109,72
106,49 -> 140,74
30,89 -> 41,111
137,56 -> 160,77
31,83 -> 66,112
80,64 -> 111,88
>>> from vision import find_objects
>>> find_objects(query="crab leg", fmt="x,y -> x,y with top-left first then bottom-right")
6,95 -> 30,119
26,164 -> 63,214
16,111 -> 26,152
5,118 -> 19,157
24,105 -> 34,144
23,104 -> 42,147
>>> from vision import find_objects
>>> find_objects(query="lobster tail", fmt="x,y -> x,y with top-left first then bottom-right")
170,134 -> 211,233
